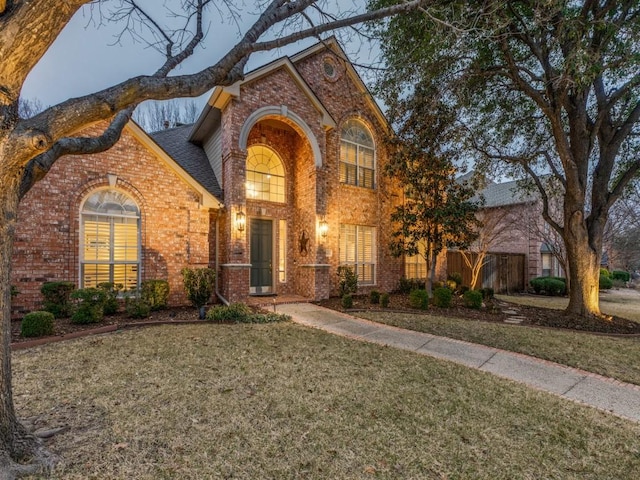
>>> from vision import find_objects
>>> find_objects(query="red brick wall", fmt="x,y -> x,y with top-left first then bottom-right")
12,124 -> 214,316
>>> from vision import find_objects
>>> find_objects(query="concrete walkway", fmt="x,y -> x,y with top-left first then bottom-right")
276,303 -> 640,423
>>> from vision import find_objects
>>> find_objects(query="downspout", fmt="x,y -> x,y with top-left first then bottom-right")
215,212 -> 230,305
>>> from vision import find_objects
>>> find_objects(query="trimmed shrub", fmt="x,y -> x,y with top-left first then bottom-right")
612,270 -> 630,282
432,287 -> 452,308
41,281 -> 75,318
141,279 -> 170,311
125,296 -> 151,319
370,290 -> 381,304
206,303 -> 252,323
599,274 -> 613,290
97,282 -> 122,315
341,293 -> 353,309
480,287 -> 494,300
463,290 -> 483,309
600,268 -> 610,278
397,278 -> 426,294
21,311 -> 54,338
409,289 -> 429,309
181,268 -> 215,310
337,266 -> 358,297
71,288 -> 107,324
380,292 -> 390,308
447,272 -> 463,288
530,277 -> 566,296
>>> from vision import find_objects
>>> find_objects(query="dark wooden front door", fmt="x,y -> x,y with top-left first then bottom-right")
250,218 -> 273,294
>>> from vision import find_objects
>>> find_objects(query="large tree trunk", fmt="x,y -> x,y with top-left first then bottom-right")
0,142 -> 52,478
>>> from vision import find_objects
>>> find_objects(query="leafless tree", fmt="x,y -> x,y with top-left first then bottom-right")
133,99 -> 201,132
0,0 -> 426,476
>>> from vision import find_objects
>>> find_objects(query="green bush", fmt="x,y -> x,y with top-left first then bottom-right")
21,311 -> 55,338
463,290 -> 483,309
41,281 -> 75,318
370,290 -> 380,304
612,270 -> 630,282
600,268 -> 610,278
206,303 -> 252,323
97,282 -> 122,315
125,296 -> 151,319
337,266 -> 358,297
181,268 -> 215,310
341,293 -> 353,309
397,278 -> 426,294
530,277 -> 566,296
599,274 -> 613,290
380,292 -> 390,308
409,289 -> 429,309
480,287 -> 494,300
141,279 -> 170,311
433,287 -> 452,308
447,272 -> 463,288
70,288 -> 107,324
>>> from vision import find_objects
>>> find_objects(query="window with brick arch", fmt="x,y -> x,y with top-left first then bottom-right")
246,145 -> 286,203
80,190 -> 140,291
339,224 -> 376,285
340,119 -> 375,189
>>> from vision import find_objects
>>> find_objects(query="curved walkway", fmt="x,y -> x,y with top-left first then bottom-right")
277,303 -> 640,423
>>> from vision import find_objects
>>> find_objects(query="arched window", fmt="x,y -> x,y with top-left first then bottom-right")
246,145 -> 286,203
340,119 -> 375,189
80,190 -> 140,290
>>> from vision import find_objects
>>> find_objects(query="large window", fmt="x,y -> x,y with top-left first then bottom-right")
246,145 -> 286,203
80,190 -> 140,290
339,224 -> 376,285
405,242 -> 427,279
340,119 -> 375,188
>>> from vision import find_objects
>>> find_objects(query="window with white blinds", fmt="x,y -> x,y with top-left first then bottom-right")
405,241 -> 427,279
339,119 -> 375,189
339,224 -> 376,284
80,190 -> 140,290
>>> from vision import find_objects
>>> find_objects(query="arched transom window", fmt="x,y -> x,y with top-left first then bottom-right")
80,190 -> 140,290
246,145 -> 286,203
340,119 -> 375,189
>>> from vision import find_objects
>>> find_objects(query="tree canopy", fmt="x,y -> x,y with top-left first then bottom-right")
371,0 -> 640,319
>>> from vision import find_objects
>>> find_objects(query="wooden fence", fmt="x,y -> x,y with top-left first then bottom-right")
446,251 -> 525,293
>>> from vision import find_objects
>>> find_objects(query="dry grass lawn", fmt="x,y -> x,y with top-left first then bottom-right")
497,288 -> 640,322
14,323 -> 640,479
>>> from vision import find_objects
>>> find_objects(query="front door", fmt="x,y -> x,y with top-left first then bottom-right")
250,218 -> 273,295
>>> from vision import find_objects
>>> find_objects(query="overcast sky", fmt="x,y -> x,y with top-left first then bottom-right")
21,1 -> 379,112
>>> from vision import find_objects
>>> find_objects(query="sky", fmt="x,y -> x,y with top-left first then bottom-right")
21,1 -> 379,112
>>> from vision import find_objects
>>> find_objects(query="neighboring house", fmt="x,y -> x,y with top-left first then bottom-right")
11,38 -> 405,315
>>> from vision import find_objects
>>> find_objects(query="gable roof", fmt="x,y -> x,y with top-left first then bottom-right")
479,179 -> 537,208
126,122 -> 222,208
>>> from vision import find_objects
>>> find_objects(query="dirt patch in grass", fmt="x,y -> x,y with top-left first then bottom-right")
316,293 -> 640,335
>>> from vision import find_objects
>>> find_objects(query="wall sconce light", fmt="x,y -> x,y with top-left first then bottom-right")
236,211 -> 246,232
319,217 -> 329,238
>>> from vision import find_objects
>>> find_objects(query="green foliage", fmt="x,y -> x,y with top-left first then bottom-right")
397,278 -> 425,294
447,272 -> 463,288
600,268 -> 610,278
480,287 -> 494,300
463,290 -> 483,309
125,296 -> 151,319
370,290 -> 381,304
409,289 -> 429,309
432,287 -> 452,308
141,279 -> 170,311
341,294 -> 353,309
71,288 -> 107,324
380,292 -> 390,308
337,266 -> 358,297
530,277 -> 566,296
599,275 -> 613,290
97,282 -> 122,315
181,268 -> 215,309
11,286 -> 19,298
612,271 -> 630,282
205,303 -> 288,324
21,311 -> 55,338
41,281 -> 75,318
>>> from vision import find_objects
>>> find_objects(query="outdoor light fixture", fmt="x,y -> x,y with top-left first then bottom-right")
236,211 -> 246,232
319,217 -> 329,238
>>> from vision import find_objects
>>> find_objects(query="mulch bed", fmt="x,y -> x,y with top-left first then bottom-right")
316,293 -> 640,335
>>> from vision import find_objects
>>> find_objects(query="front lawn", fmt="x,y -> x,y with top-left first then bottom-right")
14,323 -> 640,479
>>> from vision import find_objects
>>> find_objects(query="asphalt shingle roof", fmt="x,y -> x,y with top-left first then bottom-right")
479,179 -> 536,208
150,124 -> 223,201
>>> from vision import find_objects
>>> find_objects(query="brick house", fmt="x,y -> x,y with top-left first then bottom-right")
11,38 -> 405,315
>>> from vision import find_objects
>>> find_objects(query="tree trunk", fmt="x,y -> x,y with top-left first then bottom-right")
0,143 -> 52,477
564,221 -> 601,318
